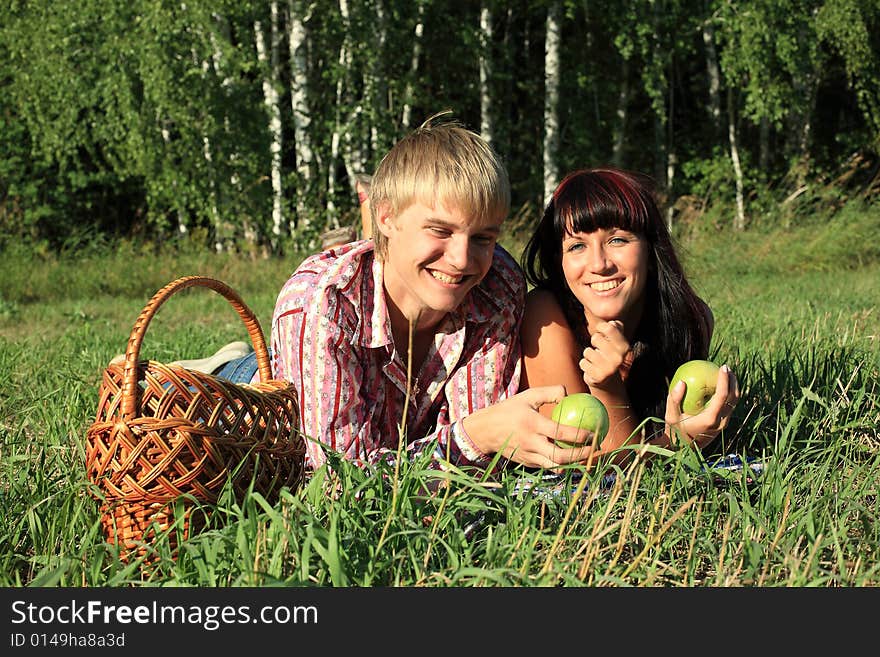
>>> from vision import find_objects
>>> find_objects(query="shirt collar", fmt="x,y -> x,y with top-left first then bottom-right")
367,253 -> 393,349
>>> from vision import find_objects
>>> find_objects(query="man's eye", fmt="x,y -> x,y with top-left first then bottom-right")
473,235 -> 495,245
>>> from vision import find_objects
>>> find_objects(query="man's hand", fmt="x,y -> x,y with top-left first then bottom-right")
462,385 -> 602,469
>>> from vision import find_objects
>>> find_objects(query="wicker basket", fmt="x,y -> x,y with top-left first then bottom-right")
85,276 -> 305,561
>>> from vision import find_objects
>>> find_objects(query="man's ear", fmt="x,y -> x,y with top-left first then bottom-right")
374,202 -> 395,237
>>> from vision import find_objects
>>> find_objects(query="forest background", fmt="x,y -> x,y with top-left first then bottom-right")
2,0 -> 879,256
2,1 -> 880,588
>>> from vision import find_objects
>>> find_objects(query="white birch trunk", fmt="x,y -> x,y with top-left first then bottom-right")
289,0 -> 314,233
611,58 -> 629,167
542,2 -> 561,209
180,7 -> 221,243
327,0 -> 352,228
727,88 -> 745,231
202,135 -> 221,246
649,1 -> 668,188
370,0 -> 388,155
334,0 -> 366,184
402,2 -> 425,130
793,74 -> 817,189
654,112 -> 667,189
479,3 -> 494,146
702,18 -> 722,139
255,3 -> 284,242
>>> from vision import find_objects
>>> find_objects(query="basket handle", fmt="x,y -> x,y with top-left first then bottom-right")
120,276 -> 272,420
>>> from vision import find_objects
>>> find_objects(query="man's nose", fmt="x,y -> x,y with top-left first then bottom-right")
445,235 -> 470,270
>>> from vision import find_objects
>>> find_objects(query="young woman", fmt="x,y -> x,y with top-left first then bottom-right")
520,167 -> 740,464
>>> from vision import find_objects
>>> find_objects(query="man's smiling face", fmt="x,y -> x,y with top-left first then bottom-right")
378,198 -> 503,329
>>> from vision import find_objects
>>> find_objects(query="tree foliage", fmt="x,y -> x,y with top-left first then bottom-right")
1,0 -> 877,252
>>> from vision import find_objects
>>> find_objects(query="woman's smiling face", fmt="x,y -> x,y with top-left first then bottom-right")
561,226 -> 649,334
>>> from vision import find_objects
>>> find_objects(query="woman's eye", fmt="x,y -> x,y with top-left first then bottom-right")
565,242 -> 584,253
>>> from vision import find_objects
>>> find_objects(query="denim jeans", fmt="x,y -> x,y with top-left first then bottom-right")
214,351 -> 260,384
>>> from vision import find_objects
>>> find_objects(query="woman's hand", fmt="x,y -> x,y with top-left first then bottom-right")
664,364 -> 740,449
579,320 -> 631,392
462,385 -> 603,470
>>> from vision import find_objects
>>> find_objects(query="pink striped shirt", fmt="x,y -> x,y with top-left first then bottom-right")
268,239 -> 525,472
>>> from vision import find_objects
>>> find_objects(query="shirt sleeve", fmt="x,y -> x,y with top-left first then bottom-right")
272,279 -> 373,471
440,326 -> 523,472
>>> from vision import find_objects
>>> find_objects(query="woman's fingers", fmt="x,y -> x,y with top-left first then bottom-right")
665,380 -> 688,443
664,365 -> 742,448
582,321 -> 631,387
589,320 -> 628,353
703,365 -> 740,425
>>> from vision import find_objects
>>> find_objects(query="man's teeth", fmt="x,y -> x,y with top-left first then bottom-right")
590,280 -> 621,292
430,270 -> 462,284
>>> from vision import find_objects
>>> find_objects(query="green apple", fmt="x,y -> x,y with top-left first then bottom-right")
550,393 -> 609,447
669,359 -> 721,414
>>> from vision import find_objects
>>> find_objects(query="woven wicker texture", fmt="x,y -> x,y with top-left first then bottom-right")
85,276 -> 305,559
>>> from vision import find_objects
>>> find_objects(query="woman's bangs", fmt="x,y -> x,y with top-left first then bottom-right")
556,170 -> 653,237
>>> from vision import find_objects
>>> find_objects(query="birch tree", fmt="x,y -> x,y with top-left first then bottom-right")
328,0 -> 353,228
728,87 -> 746,230
543,1 -> 561,208
479,2 -> 495,146
368,0 -> 388,155
206,11 -> 253,248
603,0 -> 647,170
402,1 -> 426,130
701,6 -> 723,140
289,0 -> 315,232
610,48 -> 631,167
254,2 -> 284,243
646,0 -> 669,188
187,13 -> 221,244
5,0 -> 879,250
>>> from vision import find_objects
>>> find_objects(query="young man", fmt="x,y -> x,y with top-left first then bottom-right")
268,116 -> 591,473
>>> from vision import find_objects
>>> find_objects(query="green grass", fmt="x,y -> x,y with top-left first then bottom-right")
1,206 -> 878,587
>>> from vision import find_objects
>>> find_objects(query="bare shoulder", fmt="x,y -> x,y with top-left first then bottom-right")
520,288 -> 584,394
521,288 -> 578,356
524,287 -> 567,322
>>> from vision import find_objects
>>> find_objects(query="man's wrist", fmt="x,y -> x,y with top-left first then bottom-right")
452,419 -> 490,465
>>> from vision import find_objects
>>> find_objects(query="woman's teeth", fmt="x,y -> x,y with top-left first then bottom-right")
590,280 -> 621,292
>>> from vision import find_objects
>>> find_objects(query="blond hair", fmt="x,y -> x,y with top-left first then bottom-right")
369,112 -> 510,260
